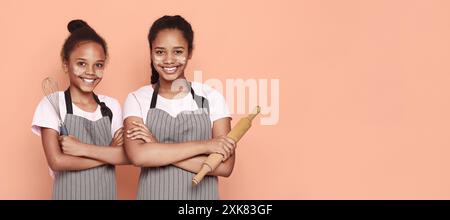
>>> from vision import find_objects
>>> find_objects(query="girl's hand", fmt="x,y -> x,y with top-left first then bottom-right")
203,136 -> 236,161
126,121 -> 158,143
59,135 -> 87,157
110,127 -> 124,147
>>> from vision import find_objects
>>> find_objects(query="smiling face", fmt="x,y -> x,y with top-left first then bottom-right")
151,28 -> 191,82
63,41 -> 106,93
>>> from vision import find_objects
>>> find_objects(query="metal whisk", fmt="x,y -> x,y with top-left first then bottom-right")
41,77 -> 68,135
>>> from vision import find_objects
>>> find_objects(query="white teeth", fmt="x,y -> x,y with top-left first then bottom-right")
163,67 -> 177,74
82,78 -> 95,83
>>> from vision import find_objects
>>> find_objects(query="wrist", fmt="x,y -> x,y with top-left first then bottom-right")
81,143 -> 92,157
199,140 -> 209,154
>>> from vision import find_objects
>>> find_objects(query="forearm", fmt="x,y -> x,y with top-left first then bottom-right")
42,128 -> 106,171
173,155 -> 235,177
50,154 -> 105,171
83,144 -> 130,165
127,141 -> 206,167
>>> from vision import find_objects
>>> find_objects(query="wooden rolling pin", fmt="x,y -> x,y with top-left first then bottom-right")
192,106 -> 261,186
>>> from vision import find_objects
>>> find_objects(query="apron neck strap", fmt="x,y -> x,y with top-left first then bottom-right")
93,93 -> 113,122
149,82 -> 209,114
150,83 -> 160,109
64,88 -> 113,122
64,89 -> 73,114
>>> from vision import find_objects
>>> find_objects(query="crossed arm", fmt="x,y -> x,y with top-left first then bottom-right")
41,127 -> 129,172
123,116 -> 236,177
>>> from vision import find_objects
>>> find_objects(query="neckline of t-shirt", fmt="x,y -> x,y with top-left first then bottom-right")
156,93 -> 191,102
146,82 -> 205,101
59,91 -> 101,115
72,103 -> 100,114
147,84 -> 191,102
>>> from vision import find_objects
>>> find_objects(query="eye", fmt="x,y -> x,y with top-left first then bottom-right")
95,63 -> 104,68
77,62 -> 86,67
174,50 -> 184,55
155,50 -> 165,55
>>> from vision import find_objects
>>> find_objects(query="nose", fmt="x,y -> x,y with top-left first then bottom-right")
85,65 -> 95,76
163,53 -> 175,64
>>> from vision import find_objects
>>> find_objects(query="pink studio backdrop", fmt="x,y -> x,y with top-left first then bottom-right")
2,0 -> 450,199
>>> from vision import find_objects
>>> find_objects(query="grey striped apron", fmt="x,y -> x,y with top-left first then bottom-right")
52,89 -> 116,200
137,83 -> 219,200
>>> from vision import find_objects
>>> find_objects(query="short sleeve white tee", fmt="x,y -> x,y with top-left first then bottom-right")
32,92 -> 123,137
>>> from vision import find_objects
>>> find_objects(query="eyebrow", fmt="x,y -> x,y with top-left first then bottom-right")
75,58 -> 105,62
154,46 -> 185,50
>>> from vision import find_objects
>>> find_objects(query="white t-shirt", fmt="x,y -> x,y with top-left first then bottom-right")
31,91 -> 123,137
123,82 -> 231,126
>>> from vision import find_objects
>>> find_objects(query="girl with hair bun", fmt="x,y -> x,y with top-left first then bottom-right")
31,19 -> 129,200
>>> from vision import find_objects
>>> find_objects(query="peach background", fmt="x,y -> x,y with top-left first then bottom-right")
2,0 -> 450,199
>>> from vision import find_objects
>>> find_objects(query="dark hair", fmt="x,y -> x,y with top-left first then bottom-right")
148,15 -> 194,84
61,19 -> 108,61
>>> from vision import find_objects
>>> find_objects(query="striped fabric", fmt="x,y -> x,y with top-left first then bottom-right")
137,99 -> 219,200
52,115 -> 116,200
